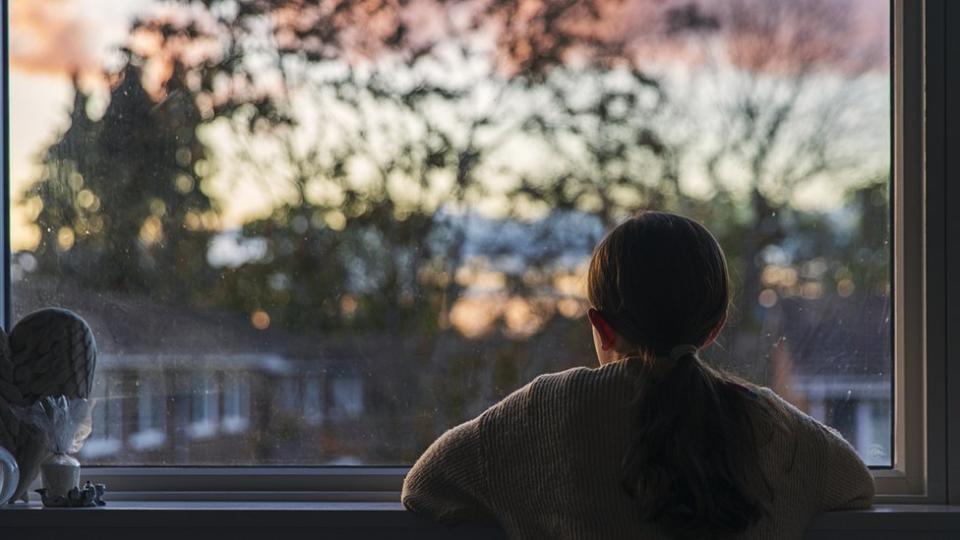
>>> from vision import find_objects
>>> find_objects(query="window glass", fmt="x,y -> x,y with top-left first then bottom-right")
222,372 -> 251,433
303,375 -> 325,426
184,372 -> 220,440
82,373 -> 123,459
331,375 -> 364,421
130,371 -> 167,451
9,0 -> 891,466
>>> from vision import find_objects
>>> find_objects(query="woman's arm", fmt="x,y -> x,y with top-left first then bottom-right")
403,375 -> 550,525
402,416 -> 491,524
818,425 -> 876,511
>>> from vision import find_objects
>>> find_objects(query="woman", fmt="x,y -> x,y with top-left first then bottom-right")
403,211 -> 874,539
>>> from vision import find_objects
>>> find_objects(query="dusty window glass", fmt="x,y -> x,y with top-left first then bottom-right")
222,373 -> 251,434
10,0 -> 891,466
303,375 -> 325,426
81,373 -> 123,459
130,371 -> 166,451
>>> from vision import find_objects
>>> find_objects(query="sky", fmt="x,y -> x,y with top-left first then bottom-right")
8,0 -> 890,252
10,0 -> 153,250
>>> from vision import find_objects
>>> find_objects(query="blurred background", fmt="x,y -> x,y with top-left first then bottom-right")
9,0 -> 891,466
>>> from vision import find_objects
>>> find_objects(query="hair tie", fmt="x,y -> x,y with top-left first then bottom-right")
668,345 -> 699,361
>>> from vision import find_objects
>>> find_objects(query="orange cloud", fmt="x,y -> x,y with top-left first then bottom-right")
10,0 -> 99,78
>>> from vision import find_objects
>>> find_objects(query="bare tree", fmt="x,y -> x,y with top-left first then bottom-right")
653,0 -> 889,375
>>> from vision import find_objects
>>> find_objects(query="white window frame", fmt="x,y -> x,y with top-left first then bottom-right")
1,0 -> 951,503
870,0 -> 944,503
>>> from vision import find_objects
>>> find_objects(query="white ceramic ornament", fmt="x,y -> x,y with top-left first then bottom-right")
0,446 -> 20,505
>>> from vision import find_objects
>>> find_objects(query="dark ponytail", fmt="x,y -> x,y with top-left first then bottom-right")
588,212 -> 768,538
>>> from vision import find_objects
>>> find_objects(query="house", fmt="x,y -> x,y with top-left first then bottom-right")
761,293 -> 892,466
12,277 -> 370,465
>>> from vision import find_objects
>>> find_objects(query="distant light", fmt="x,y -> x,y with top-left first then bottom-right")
837,279 -> 856,297
801,281 -> 824,300
77,189 -> 98,210
781,268 -> 798,287
758,289 -> 778,308
557,298 -> 584,319
504,297 -> 544,337
68,172 -> 84,191
89,216 -> 104,233
174,174 -> 195,194
325,211 -> 347,231
185,211 -> 202,231
139,216 -> 163,246
449,297 -> 497,338
761,266 -> 782,286
149,198 -> 167,217
251,310 -> 271,330
57,227 -> 75,250
201,211 -> 219,230
339,295 -> 358,318
207,232 -> 268,268
175,147 -> 192,167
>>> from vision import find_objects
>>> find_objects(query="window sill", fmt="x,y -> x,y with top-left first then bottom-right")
0,503 -> 958,539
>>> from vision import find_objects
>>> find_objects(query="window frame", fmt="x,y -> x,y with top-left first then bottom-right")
867,0 -> 940,502
943,0 -> 960,507
0,0 -> 949,502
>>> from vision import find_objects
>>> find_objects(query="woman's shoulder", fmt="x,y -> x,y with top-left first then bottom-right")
527,360 -> 638,398
752,387 -> 834,433
751,388 -> 874,509
750,387 -> 868,464
480,361 -> 634,424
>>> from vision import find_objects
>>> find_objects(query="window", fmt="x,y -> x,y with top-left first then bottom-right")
82,373 -> 123,459
303,374 -> 325,426
8,0 -> 940,501
186,373 -> 220,440
279,376 -> 302,414
330,374 -> 364,421
129,370 -> 167,451
222,372 -> 251,434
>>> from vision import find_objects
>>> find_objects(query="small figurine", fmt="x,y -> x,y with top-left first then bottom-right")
36,481 -> 106,508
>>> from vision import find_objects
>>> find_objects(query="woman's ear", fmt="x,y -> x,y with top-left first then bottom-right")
587,308 -> 618,351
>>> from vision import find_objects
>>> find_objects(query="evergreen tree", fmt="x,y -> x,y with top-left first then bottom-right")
28,57 -> 217,303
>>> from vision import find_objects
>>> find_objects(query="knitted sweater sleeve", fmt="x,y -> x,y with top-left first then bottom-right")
401,378 -> 544,524
759,388 -> 875,513
402,415 -> 490,524
817,424 -> 876,511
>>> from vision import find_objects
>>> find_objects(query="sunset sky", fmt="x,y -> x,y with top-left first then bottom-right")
10,0 -> 152,249
8,0 -> 890,252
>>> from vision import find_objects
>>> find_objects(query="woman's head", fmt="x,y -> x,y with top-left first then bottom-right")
586,211 -> 730,364
586,211 -> 767,538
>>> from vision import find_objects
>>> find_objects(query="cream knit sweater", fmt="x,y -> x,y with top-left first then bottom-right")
402,358 -> 874,539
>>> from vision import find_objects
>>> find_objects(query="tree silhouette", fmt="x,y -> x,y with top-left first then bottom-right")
27,57 -> 219,303
657,0 -> 890,371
